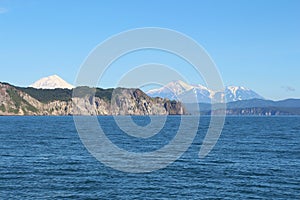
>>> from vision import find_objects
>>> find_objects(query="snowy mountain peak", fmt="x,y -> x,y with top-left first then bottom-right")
30,75 -> 74,89
225,86 -> 262,102
172,80 -> 194,90
166,80 -> 194,93
193,84 -> 209,90
145,80 -> 264,103
227,86 -> 249,92
146,80 -> 194,100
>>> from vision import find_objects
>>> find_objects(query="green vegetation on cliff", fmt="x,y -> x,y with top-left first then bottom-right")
7,88 -> 38,113
18,86 -> 116,103
73,86 -> 114,102
18,87 -> 72,103
0,104 -> 6,112
7,88 -> 22,108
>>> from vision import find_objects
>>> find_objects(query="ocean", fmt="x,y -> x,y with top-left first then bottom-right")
1,116 -> 299,199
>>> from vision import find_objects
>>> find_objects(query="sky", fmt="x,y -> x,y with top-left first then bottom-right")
0,0 -> 299,100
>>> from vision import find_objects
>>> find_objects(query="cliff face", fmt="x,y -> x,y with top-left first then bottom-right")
0,83 -> 186,116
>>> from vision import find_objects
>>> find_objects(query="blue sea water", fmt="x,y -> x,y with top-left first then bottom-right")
0,116 -> 299,199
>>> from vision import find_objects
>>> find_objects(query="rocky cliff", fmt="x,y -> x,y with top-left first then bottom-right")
0,82 -> 186,116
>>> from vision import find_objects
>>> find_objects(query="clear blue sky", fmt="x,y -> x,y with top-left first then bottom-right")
0,0 -> 299,100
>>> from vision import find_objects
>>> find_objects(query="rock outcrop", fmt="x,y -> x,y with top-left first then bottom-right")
0,82 -> 186,116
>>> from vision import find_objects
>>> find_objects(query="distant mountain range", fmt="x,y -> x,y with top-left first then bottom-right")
29,76 -> 264,103
0,76 -> 299,116
185,98 -> 300,115
146,80 -> 264,103
144,80 -> 300,115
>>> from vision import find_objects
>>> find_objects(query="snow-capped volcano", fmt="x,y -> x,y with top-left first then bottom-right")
145,80 -> 264,103
30,75 -> 74,89
224,86 -> 263,102
146,80 -> 194,100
